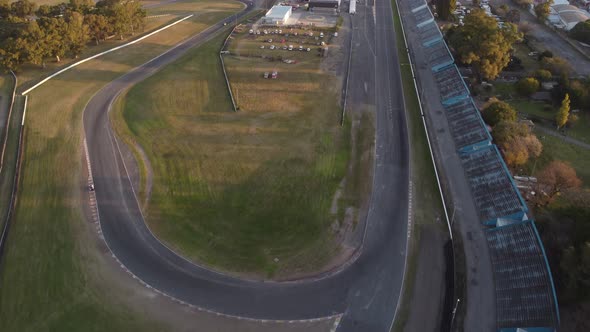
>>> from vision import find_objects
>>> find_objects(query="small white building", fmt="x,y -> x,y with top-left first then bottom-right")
264,5 -> 292,25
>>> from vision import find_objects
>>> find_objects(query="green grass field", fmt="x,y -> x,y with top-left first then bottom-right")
0,2 -> 242,331
112,21 -> 365,277
524,130 -> 590,186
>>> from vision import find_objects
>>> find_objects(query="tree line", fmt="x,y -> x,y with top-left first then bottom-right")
0,0 -> 146,71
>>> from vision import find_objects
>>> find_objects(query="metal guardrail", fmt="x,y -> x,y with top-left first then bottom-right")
219,26 -> 239,112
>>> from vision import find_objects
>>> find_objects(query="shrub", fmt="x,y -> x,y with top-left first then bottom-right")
570,20 -> 590,44
539,50 -> 553,60
542,56 -> 572,75
534,69 -> 552,81
516,77 -> 540,96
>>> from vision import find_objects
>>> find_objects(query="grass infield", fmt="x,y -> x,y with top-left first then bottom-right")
113,22 -> 368,277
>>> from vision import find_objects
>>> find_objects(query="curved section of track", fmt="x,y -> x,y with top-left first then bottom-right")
83,0 -> 409,330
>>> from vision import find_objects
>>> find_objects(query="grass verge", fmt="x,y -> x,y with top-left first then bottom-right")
390,0 -> 448,330
523,130 -> 590,184
113,19 -> 364,278
0,75 -> 16,232
0,3 -> 242,331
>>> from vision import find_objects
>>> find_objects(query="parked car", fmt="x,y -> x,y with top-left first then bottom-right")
271,71 -> 278,79
288,45 -> 293,50
264,72 -> 270,78
299,45 -> 303,51
270,45 -> 276,50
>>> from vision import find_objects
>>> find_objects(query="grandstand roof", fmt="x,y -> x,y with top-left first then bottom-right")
433,65 -> 469,105
419,21 -> 442,46
486,221 -> 559,329
413,6 -> 433,25
444,98 -> 491,151
427,40 -> 454,71
408,0 -> 427,11
460,145 -> 527,223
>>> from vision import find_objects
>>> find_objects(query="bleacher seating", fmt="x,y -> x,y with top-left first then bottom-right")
407,0 -> 426,11
460,145 -> 526,223
419,21 -> 442,46
433,65 -> 469,104
402,2 -> 559,330
486,221 -> 559,329
444,98 -> 491,151
412,6 -> 433,26
426,40 -> 454,71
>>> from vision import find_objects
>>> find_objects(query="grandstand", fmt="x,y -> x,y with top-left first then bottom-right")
413,6 -> 434,27
444,98 -> 491,152
459,145 -> 527,224
409,0 -> 426,11
408,0 -> 426,11
486,221 -> 559,330
427,40 -> 454,72
419,21 -> 442,46
400,1 -> 560,330
433,65 -> 470,105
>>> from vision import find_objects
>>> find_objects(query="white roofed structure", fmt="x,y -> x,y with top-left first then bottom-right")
264,5 -> 292,25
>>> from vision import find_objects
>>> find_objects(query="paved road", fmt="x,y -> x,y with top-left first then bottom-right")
84,0 -> 410,330
536,125 -> 590,150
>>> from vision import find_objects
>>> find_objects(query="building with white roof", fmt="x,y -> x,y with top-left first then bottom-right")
264,5 -> 292,25
548,3 -> 590,30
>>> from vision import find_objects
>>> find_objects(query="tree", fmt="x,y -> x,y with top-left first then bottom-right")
501,134 -> 542,166
542,56 -> 572,76
556,93 -> 570,129
437,0 -> 456,20
516,77 -> 540,96
506,9 -> 521,23
0,37 -> 24,72
110,0 -> 145,39
68,0 -> 94,13
85,13 -> 110,44
534,0 -> 553,22
536,160 -> 582,203
38,17 -> 67,63
65,11 -> 89,57
493,120 -> 530,143
513,0 -> 533,7
567,80 -> 590,110
570,19 -> 590,44
10,0 -> 36,18
482,98 -> 517,126
19,20 -> 47,66
448,9 -> 523,81
0,0 -> 10,18
493,121 -> 542,167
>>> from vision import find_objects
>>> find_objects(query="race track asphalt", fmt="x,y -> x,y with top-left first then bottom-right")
83,0 -> 410,330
